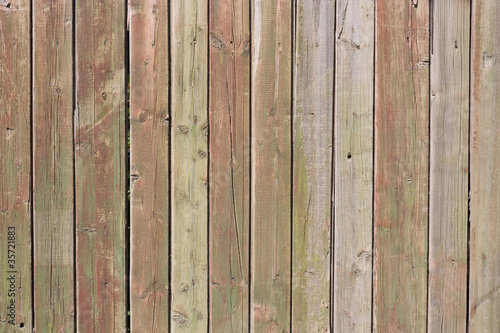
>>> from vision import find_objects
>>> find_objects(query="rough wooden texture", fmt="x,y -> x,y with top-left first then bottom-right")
291,0 -> 333,331
170,0 -> 208,331
428,1 -> 470,331
333,0 -> 374,331
374,2 -> 429,332
75,0 -> 126,331
469,1 -> 500,331
129,0 -> 170,331
209,0 -> 250,331
251,0 -> 292,331
33,0 -> 75,331
0,0 -> 32,331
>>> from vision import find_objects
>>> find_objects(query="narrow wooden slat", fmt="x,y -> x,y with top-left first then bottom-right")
129,0 -> 170,331
33,0 -> 74,330
0,0 -> 32,330
208,0 -> 250,331
469,1 -> 500,331
75,0 -> 126,331
333,0 -> 374,331
428,1 -> 470,331
251,0 -> 292,331
291,0 -> 333,331
170,0 -> 208,331
374,2 -> 429,332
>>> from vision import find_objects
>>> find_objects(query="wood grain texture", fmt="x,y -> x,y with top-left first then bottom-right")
170,0 -> 209,331
374,1 -> 429,332
75,0 -> 127,331
291,0 -> 333,331
0,0 -> 32,330
251,0 -> 292,331
428,1 -> 470,331
129,0 -> 170,331
469,1 -> 500,331
33,0 -> 74,331
209,0 -> 250,331
333,0 -> 374,331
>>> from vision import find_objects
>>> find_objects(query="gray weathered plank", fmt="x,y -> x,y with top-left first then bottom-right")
292,0 -> 333,331
333,0 -> 374,331
251,0 -> 292,331
428,1 -> 470,331
469,0 -> 500,331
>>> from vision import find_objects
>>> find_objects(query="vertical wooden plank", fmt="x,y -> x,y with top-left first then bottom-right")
251,0 -> 292,331
129,0 -> 170,331
170,0 -> 208,331
291,0 -> 333,331
333,0 -> 374,331
470,1 -> 500,331
0,0 -> 32,330
75,0 -> 126,331
33,0 -> 74,331
374,1 -> 429,332
209,0 -> 250,331
428,1 -> 470,331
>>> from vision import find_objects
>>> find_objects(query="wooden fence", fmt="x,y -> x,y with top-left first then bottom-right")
0,0 -> 499,332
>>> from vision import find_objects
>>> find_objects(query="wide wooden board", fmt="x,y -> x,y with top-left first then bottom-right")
374,2 -> 429,332
33,0 -> 75,330
209,0 -> 250,331
75,0 -> 127,331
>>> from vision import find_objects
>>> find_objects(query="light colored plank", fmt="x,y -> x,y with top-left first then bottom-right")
251,0 -> 292,331
469,1 -> 500,331
0,0 -> 32,330
292,0 -> 333,331
75,0 -> 127,331
129,0 -> 170,331
208,0 -> 250,331
33,0 -> 75,330
170,0 -> 209,331
428,1 -> 470,331
374,2 -> 430,332
333,0 -> 374,331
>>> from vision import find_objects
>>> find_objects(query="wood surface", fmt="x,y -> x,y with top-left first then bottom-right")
374,1 -> 429,332
75,0 -> 127,331
251,0 -> 292,331
0,0 -> 32,330
428,1 -> 470,331
33,0 -> 74,331
129,0 -> 170,332
469,0 -> 500,331
292,0 -> 333,331
170,0 -> 209,331
333,0 -> 374,331
209,0 -> 250,331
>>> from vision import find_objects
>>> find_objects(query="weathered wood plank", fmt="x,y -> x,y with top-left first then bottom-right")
0,0 -> 32,330
33,0 -> 75,331
170,0 -> 208,331
291,0 -> 333,331
469,1 -> 500,331
333,0 -> 374,331
374,2 -> 429,332
428,1 -> 470,331
75,0 -> 127,331
209,0 -> 250,331
129,0 -> 170,331
251,0 -> 292,331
